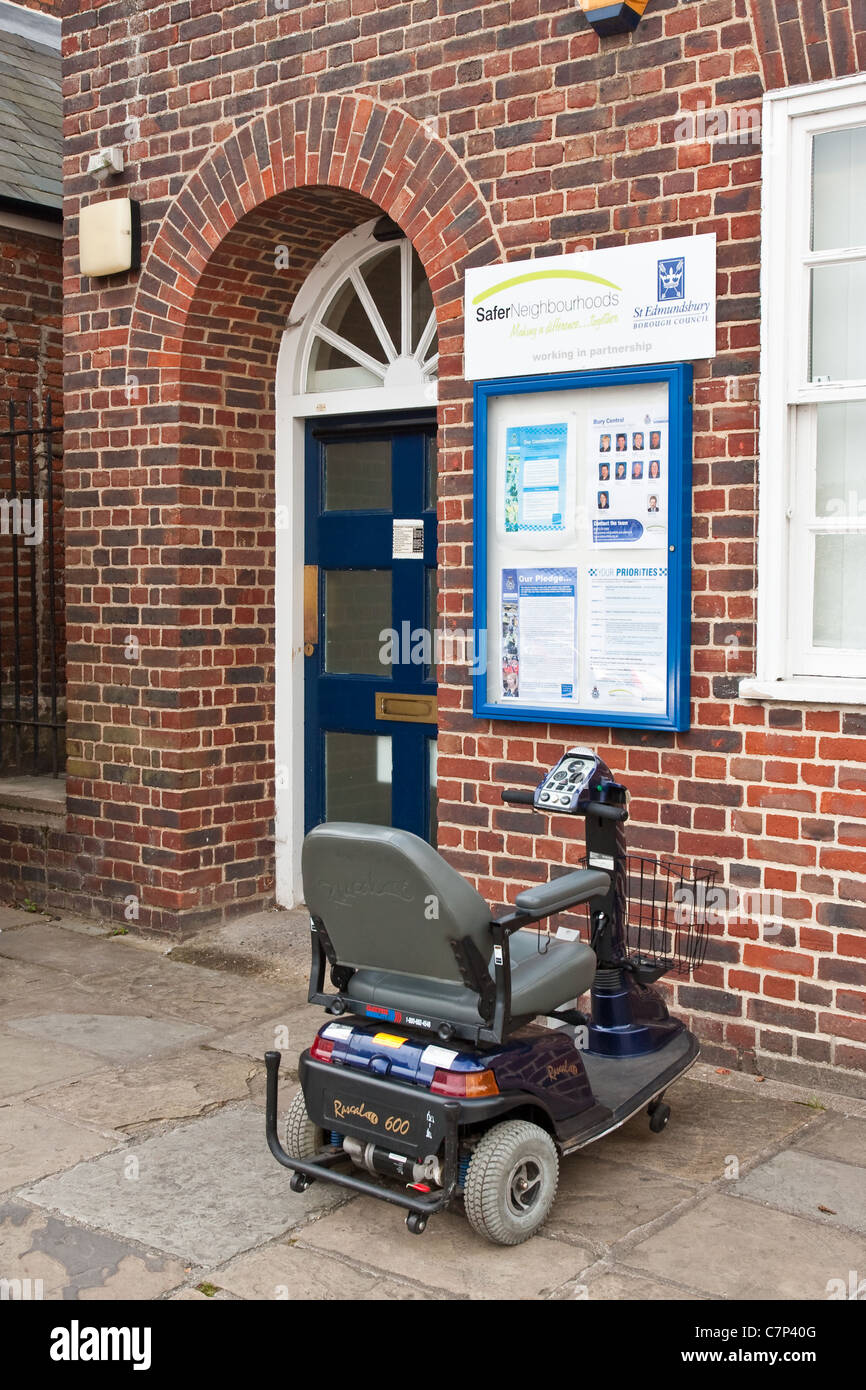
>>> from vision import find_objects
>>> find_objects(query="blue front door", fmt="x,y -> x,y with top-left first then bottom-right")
304,414 -> 438,841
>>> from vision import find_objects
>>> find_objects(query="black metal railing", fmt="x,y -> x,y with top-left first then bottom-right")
0,395 -> 64,776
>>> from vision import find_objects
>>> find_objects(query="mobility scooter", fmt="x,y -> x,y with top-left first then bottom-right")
265,746 -> 713,1245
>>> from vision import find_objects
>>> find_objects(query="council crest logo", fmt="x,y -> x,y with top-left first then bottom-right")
658,257 -> 685,301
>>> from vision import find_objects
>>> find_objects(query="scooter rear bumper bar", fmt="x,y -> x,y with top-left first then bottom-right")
265,1051 -> 461,1217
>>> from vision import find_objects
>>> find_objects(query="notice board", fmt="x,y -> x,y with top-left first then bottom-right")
473,364 -> 692,732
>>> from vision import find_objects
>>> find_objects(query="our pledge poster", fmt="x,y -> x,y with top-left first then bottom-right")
586,564 -> 667,712
500,567 -> 578,704
588,411 -> 668,550
503,421 -> 568,535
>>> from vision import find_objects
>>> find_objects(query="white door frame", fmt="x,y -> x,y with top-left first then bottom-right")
274,218 -> 439,906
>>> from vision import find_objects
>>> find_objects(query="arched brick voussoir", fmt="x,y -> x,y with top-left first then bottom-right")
128,93 -> 501,365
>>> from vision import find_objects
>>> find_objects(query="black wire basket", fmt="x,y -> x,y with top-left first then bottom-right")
623,854 -> 717,976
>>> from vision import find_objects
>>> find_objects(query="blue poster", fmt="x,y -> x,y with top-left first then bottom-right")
504,422 -> 568,534
501,567 -> 577,704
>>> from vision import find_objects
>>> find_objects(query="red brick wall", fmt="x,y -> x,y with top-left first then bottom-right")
48,0 -> 866,1091
0,225 -> 62,406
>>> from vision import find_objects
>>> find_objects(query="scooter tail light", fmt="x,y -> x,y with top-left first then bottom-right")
430,1067 -> 499,1098
310,1035 -> 335,1063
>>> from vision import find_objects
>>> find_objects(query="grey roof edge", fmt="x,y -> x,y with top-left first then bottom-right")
0,189 -> 62,220
0,1 -> 61,51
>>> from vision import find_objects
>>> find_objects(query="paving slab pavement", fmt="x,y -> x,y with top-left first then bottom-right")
0,1030 -> 104,1101
0,909 -> 864,1301
622,1192 -> 866,1300
31,1049 -> 260,1134
7,1013 -> 213,1064
794,1113 -> 866,1164
734,1150 -> 866,1235
295,1196 -> 595,1299
208,1241 -> 444,1301
0,1199 -> 188,1300
0,1104 -> 117,1193
206,1008 -> 318,1079
545,1151 -> 696,1249
22,1103 -> 347,1267
596,1075 -> 815,1182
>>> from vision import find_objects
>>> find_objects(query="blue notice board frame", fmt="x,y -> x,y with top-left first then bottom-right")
472,363 -> 693,732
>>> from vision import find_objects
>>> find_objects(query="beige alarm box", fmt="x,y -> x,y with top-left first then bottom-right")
78,198 -> 141,277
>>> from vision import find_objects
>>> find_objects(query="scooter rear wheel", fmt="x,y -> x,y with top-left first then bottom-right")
283,1088 -> 326,1159
463,1120 -> 559,1246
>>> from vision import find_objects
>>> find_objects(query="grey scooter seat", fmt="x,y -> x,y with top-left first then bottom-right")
302,823 -> 598,1026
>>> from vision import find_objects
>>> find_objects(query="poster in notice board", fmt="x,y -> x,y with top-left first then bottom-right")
473,365 -> 692,732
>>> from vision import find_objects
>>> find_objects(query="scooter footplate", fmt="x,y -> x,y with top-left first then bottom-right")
559,1030 -> 699,1151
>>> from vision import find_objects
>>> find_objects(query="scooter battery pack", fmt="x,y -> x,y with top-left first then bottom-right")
299,1054 -> 447,1160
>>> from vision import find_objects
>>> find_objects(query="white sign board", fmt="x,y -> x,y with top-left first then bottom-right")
464,234 -> 716,380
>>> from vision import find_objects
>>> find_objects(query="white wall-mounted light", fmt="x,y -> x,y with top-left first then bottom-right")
79,198 -> 141,277
86,147 -> 125,181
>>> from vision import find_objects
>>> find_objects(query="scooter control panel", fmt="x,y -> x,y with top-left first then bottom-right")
534,746 -> 602,814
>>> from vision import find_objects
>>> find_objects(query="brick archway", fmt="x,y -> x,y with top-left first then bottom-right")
62,98 -> 499,931
128,93 -> 501,390
745,0 -> 865,89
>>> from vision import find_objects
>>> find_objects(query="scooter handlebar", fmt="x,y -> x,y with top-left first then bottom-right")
501,789 -> 536,805
501,789 -> 629,821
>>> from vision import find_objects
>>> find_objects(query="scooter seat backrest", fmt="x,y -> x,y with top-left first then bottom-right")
302,823 -> 493,983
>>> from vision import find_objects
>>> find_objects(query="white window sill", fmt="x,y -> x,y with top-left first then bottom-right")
739,677 -> 866,706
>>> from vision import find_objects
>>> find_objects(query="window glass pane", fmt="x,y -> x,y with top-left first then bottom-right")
325,439 -> 391,511
411,245 -> 435,354
815,402 -> 866,517
810,261 -> 866,381
812,126 -> 866,252
321,277 -> 386,362
325,569 -> 392,675
325,732 -> 392,825
359,247 -> 402,355
813,533 -> 866,649
307,337 -> 381,392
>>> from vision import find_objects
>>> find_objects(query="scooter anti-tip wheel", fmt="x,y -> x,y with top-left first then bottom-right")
289,1172 -> 311,1193
463,1119 -> 559,1247
649,1102 -> 671,1133
406,1213 -> 428,1235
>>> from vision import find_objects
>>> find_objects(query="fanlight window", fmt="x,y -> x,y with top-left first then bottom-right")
306,240 -> 438,393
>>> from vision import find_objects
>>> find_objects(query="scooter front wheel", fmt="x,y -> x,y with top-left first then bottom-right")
463,1120 -> 559,1246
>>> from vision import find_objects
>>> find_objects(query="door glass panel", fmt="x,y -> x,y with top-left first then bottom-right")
359,247 -> 402,354
325,439 -> 391,511
809,261 -> 866,381
325,569 -> 392,675
326,732 -> 392,824
815,402 -> 866,517
813,533 -> 866,648
812,126 -> 866,252
428,738 -> 438,844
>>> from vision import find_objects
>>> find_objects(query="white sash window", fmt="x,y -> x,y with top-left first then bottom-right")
745,75 -> 866,703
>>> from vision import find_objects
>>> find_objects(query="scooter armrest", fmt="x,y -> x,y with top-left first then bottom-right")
514,868 -> 610,918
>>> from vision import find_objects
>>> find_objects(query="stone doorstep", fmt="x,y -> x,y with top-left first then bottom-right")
0,774 -> 66,819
